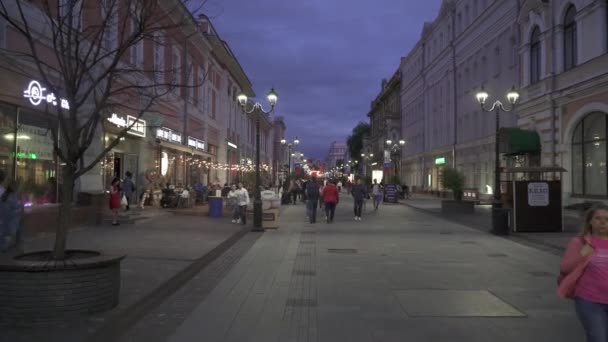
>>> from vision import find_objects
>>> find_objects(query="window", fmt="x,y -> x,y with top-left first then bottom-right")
0,17 -> 6,49
130,14 -> 143,66
185,56 -> 193,100
102,0 -> 117,51
572,112 -> 608,196
153,32 -> 164,83
199,71 -> 206,112
494,45 -> 501,76
530,26 -> 541,84
563,5 -> 577,71
59,0 -> 82,29
172,47 -> 180,84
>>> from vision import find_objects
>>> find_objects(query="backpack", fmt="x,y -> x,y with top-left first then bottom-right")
306,182 -> 320,198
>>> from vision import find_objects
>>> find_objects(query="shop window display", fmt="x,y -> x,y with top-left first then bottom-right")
572,112 -> 608,197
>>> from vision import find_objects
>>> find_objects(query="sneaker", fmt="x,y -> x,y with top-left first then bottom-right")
236,219 -> 241,224
231,219 -> 236,223
358,217 -> 362,221
354,216 -> 358,221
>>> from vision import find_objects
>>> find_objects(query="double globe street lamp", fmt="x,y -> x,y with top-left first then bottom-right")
475,85 -> 519,235
280,137 -> 300,177
237,88 -> 278,232
386,139 -> 406,180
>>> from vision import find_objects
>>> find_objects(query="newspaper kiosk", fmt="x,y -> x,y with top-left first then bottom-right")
504,166 -> 566,233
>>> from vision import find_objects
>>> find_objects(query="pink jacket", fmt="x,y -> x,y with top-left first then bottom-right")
557,235 -> 594,299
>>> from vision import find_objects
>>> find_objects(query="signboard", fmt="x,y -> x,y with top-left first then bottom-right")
156,127 -> 182,143
227,141 -> 237,149
384,184 -> 398,203
435,157 -> 446,165
23,80 -> 70,110
188,136 -> 206,151
384,162 -> 391,168
527,182 -> 549,206
107,113 -> 146,137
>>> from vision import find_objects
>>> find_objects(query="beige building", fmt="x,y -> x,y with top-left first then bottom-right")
517,0 -> 608,203
400,0 -> 521,195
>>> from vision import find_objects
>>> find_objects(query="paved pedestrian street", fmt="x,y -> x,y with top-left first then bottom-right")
161,197 -> 583,342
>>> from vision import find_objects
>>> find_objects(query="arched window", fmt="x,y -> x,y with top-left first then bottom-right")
572,112 -> 608,196
530,26 -> 541,84
563,5 -> 577,71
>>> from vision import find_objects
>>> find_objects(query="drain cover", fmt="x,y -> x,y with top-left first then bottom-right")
286,298 -> 317,307
328,248 -> 358,254
488,253 -> 508,258
293,270 -> 316,276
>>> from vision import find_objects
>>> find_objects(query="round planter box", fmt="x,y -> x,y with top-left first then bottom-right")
0,250 -> 124,326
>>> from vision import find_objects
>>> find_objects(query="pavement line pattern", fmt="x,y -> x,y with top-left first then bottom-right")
281,228 -> 319,341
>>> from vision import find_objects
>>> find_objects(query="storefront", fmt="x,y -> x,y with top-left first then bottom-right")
102,113 -> 147,191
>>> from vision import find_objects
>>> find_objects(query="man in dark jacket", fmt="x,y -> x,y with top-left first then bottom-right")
351,178 -> 368,221
305,176 -> 321,223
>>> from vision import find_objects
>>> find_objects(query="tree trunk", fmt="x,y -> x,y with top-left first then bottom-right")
53,165 -> 75,260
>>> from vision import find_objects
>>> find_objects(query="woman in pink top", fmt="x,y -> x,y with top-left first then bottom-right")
560,204 -> 608,342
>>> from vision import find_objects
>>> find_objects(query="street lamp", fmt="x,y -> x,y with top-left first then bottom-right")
475,85 -> 519,235
238,88 -> 278,231
281,137 -> 300,177
386,138 -> 407,181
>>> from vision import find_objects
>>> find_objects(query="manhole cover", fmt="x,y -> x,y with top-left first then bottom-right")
394,289 -> 525,317
286,298 -> 317,307
293,270 -> 316,276
328,248 -> 358,254
488,253 -> 508,258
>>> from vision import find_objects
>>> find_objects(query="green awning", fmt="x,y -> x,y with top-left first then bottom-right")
499,128 -> 541,155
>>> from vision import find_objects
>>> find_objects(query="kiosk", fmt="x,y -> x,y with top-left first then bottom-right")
504,167 -> 566,233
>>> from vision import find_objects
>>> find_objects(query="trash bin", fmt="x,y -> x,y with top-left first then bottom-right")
492,207 -> 511,235
208,196 -> 223,218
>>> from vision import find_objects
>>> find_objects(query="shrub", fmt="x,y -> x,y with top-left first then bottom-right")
440,167 -> 465,200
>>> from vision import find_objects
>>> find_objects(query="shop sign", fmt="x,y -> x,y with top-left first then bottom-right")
527,182 -> 549,207
156,127 -> 182,144
106,114 -> 146,137
12,152 -> 37,159
23,80 -> 70,110
188,136 -> 206,151
435,157 -> 446,165
227,142 -> 237,149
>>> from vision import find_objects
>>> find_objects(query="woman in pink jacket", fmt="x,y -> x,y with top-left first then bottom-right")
559,204 -> 608,341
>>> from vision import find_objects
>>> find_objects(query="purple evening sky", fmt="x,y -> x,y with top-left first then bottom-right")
206,0 -> 442,161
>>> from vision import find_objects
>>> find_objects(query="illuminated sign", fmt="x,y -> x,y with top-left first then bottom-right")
156,127 -> 182,143
161,152 -> 169,176
435,157 -> 446,165
23,80 -> 70,110
227,142 -> 237,149
106,114 -> 146,137
188,136 -> 206,151
12,152 -> 37,159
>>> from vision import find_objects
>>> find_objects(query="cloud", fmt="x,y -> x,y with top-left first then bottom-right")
208,0 -> 442,159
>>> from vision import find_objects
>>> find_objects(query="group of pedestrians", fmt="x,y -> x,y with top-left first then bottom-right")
304,176 -> 339,224
226,183 -> 250,225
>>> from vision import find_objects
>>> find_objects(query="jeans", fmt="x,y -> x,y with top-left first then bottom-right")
575,297 -> 608,342
325,202 -> 336,222
307,199 -> 318,223
239,205 -> 247,225
354,199 -> 363,217
232,205 -> 240,220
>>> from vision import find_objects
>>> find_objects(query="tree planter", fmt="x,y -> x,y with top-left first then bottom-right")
441,200 -> 475,214
0,250 -> 124,326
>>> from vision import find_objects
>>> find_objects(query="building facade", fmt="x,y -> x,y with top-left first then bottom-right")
325,141 -> 347,169
365,70 -> 402,182
517,0 -> 608,203
0,1 -> 276,208
400,0 -> 520,195
271,116 -> 288,185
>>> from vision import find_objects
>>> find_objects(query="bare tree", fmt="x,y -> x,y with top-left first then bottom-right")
0,0 -> 207,259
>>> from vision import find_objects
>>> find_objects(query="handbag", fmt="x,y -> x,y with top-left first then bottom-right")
121,194 -> 128,206
557,236 -> 592,299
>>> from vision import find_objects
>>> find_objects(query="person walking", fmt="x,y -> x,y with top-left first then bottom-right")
227,184 -> 240,223
235,182 -> 250,225
122,171 -> 135,211
305,176 -> 321,224
558,204 -> 608,342
351,178 -> 368,221
289,180 -> 298,205
0,179 -> 23,254
322,180 -> 339,223
109,177 -> 122,225
371,179 -> 383,211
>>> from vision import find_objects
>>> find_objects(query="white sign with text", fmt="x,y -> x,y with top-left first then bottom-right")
527,182 -> 549,207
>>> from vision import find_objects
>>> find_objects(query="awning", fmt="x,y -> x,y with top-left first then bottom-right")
499,128 -> 541,156
159,141 -> 213,158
